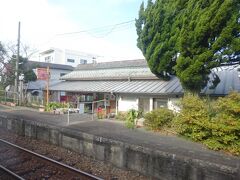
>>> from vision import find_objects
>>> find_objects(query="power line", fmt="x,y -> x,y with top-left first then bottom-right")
86,22 -> 134,38
56,20 -> 135,36
38,19 -> 136,48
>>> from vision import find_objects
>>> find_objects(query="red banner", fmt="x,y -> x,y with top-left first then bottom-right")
37,68 -> 49,80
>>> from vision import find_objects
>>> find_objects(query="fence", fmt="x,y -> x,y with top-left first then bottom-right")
0,90 -> 19,105
64,99 -> 108,125
77,99 -> 109,120
26,93 -> 44,106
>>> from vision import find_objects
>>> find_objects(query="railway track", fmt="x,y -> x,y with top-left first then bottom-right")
0,139 -> 103,180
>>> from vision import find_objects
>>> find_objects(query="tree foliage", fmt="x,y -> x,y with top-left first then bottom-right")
0,42 -> 37,88
4,56 -> 37,86
0,42 -> 11,88
174,92 -> 240,155
136,0 -> 240,92
0,42 -> 7,71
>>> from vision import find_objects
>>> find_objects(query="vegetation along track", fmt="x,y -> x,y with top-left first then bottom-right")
0,139 -> 103,180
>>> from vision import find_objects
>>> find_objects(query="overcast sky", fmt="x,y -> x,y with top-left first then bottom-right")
0,0 -> 147,61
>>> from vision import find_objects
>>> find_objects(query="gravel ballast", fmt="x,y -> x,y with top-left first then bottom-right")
0,128 -> 150,180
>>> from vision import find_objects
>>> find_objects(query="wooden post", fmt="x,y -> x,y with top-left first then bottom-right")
46,66 -> 50,106
104,99 -> 107,118
67,102 -> 70,125
92,102 -> 94,121
14,22 -> 20,104
4,91 -> 6,104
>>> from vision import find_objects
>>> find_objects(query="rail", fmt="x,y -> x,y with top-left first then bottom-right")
0,164 -> 24,180
0,139 -> 103,180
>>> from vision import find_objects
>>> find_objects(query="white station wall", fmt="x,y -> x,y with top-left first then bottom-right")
118,96 -> 138,112
167,98 -> 181,113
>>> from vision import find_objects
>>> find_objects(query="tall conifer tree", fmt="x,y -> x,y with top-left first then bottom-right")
136,0 -> 240,92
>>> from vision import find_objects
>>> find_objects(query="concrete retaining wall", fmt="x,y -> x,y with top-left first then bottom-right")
0,116 -> 239,180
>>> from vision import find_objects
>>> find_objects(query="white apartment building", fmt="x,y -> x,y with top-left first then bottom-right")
38,48 -> 97,67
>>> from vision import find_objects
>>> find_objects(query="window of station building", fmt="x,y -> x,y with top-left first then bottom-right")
80,59 -> 87,64
153,98 -> 168,109
79,95 -> 93,102
121,96 -> 136,102
67,59 -> 75,63
60,73 -> 66,77
60,91 -> 66,96
45,56 -> 51,63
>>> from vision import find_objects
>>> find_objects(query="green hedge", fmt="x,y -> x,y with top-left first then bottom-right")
144,108 -> 174,130
45,102 -> 69,111
125,109 -> 142,129
0,97 -> 14,103
174,92 -> 240,155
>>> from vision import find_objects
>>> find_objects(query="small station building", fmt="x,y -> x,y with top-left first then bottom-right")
49,59 -> 184,115
49,59 -> 240,115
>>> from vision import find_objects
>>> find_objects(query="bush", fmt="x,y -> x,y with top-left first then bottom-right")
0,86 -> 4,97
0,97 -> 14,103
115,112 -> 128,121
144,108 -> 174,130
125,109 -> 142,129
205,92 -> 240,155
45,102 -> 69,112
173,94 -> 211,141
174,92 -> 240,156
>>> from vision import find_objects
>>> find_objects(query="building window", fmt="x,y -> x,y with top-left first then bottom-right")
60,91 -> 66,96
60,73 -> 66,77
45,56 -> 51,63
121,96 -> 136,101
153,99 -> 168,109
80,59 -> 87,64
67,59 -> 75,63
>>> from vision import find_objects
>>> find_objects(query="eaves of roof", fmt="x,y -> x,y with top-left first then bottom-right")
49,77 -> 184,96
26,61 -> 74,71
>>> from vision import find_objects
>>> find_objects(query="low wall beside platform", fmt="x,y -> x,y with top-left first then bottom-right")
0,116 -> 239,180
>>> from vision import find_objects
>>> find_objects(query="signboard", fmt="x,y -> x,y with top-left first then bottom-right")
36,66 -> 50,105
36,68 -> 49,80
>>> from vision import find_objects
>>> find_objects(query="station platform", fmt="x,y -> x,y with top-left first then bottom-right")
0,104 -> 239,179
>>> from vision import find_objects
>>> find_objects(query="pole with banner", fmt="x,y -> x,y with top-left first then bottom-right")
46,66 -> 49,106
36,67 -> 50,106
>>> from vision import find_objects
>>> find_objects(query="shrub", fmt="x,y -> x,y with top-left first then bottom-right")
144,108 -> 174,130
174,92 -> 240,156
0,97 -> 14,103
204,92 -> 240,155
0,86 -> 4,97
45,102 -> 68,112
125,109 -> 142,129
173,94 -> 211,141
115,112 -> 128,121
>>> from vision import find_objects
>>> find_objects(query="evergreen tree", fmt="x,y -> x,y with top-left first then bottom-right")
136,0 -> 240,92
0,41 -> 37,89
1,54 -> 37,88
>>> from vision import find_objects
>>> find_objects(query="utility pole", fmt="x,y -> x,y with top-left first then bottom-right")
46,66 -> 49,106
14,21 -> 20,104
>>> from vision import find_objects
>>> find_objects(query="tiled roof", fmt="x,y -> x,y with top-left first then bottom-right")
61,59 -> 153,80
61,67 -> 157,80
76,59 -> 147,70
